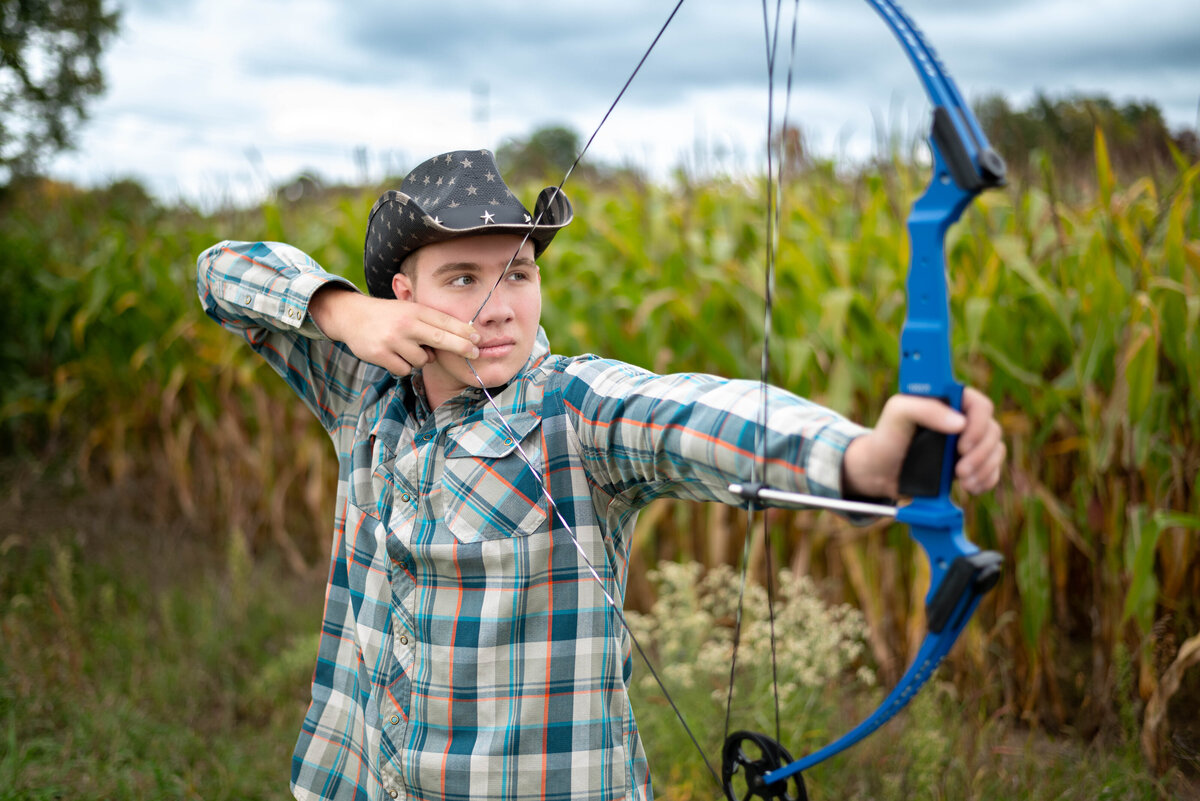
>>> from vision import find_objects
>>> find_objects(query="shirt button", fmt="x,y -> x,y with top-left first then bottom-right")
389,714 -> 400,725
389,790 -> 398,799
400,493 -> 410,502
503,437 -> 513,445
399,635 -> 409,645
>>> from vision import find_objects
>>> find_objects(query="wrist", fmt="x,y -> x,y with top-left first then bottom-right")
309,284 -> 358,341
841,435 -> 891,500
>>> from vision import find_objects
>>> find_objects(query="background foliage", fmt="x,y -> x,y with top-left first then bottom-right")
2,118 -> 1199,797
0,0 -> 120,182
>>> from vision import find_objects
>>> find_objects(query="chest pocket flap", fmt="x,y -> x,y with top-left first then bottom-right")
442,409 -> 546,542
444,409 -> 543,459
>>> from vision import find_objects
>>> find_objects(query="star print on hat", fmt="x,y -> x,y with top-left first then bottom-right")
363,149 -> 573,298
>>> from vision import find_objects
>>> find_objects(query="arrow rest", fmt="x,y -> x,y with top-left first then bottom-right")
722,731 -> 808,801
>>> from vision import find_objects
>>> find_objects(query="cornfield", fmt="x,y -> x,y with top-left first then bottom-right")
2,130 -> 1197,773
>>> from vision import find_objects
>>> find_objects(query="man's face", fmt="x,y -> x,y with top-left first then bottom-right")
392,234 -> 542,406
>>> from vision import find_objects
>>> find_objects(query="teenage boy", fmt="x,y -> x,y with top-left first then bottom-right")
197,149 -> 1003,801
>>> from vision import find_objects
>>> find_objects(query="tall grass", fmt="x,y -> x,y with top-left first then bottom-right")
1,134 -> 1198,781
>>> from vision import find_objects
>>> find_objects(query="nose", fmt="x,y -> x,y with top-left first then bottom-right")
473,280 -> 515,325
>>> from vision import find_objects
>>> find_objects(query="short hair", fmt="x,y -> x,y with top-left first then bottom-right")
398,248 -> 421,281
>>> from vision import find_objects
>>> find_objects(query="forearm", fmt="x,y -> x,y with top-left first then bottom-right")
308,283 -> 364,343
560,358 -> 869,507
195,240 -> 374,430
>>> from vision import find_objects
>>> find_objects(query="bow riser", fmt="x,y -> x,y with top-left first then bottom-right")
895,152 -> 970,499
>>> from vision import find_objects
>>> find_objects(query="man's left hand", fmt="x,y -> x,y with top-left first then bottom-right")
842,388 -> 1004,499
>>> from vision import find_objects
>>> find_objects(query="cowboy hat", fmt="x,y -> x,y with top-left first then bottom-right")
363,149 -> 573,298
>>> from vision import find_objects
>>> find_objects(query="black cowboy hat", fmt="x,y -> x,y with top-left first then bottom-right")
363,149 -> 573,298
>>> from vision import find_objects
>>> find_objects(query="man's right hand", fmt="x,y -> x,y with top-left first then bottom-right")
309,285 -> 481,376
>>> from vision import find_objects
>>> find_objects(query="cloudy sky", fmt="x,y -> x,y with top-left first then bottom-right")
46,0 -> 1200,206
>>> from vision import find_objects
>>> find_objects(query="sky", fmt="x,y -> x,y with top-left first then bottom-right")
45,0 -> 1200,207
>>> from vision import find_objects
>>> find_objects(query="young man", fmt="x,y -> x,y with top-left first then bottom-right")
197,149 -> 1003,801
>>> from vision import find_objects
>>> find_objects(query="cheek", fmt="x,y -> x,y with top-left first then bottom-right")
520,284 -> 542,321
414,289 -> 474,323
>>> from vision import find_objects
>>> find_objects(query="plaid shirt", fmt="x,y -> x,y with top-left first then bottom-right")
197,240 -> 868,801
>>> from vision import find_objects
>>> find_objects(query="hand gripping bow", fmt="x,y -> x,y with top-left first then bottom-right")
725,1 -> 1006,797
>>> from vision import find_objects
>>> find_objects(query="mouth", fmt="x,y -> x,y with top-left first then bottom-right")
475,338 -> 517,359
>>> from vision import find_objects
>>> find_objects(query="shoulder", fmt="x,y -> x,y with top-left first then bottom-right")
536,353 -> 654,396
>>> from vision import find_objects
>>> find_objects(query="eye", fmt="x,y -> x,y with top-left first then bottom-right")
507,265 -> 535,282
448,274 -> 475,287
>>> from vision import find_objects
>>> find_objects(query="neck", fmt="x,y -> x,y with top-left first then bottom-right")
418,371 -> 462,411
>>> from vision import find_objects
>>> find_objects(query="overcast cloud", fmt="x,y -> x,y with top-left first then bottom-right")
46,0 -> 1200,206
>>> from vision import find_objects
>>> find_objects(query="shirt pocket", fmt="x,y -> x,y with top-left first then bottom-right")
441,410 -> 548,543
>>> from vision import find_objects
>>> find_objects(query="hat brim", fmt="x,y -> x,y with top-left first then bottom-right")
363,186 -> 573,298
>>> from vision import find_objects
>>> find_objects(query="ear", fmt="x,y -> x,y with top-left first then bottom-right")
392,270 -> 415,301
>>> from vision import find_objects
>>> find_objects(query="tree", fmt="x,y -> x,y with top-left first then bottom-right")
496,123 -> 644,187
0,0 -> 120,182
974,93 -> 1196,188
496,125 -> 586,183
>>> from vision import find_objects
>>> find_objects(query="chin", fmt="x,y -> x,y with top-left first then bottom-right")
452,358 -> 516,391
472,364 -> 521,389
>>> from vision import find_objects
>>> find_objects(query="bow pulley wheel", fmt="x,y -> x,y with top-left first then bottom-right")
722,731 -> 808,801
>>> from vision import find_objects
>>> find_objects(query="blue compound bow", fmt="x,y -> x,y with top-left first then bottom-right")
722,1 -> 1006,798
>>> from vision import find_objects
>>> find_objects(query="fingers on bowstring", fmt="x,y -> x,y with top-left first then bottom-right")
409,311 -> 480,360
418,305 -> 479,344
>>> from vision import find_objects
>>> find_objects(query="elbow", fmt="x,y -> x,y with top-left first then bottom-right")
195,240 -> 230,307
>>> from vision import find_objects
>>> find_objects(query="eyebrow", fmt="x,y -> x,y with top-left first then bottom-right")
429,256 -> 536,278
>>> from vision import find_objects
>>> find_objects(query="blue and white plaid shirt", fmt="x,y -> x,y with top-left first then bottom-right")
197,240 -> 868,801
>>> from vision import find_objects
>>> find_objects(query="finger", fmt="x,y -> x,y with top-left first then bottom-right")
408,318 -> 481,360
377,353 -> 415,377
886,394 -> 966,435
957,438 -> 1005,493
955,419 -> 1002,477
957,388 -> 995,452
412,305 -> 481,344
393,341 -> 434,369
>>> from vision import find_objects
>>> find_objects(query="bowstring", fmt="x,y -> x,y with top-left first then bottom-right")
461,0 -> 724,792
466,362 -> 721,792
456,0 -> 803,790
466,1 -> 687,326
768,0 -> 802,750
724,0 -> 801,753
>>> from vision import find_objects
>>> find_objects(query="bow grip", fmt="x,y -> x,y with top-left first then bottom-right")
898,406 -> 958,498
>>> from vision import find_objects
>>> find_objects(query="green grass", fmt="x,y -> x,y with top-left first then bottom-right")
0,471 -> 322,800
